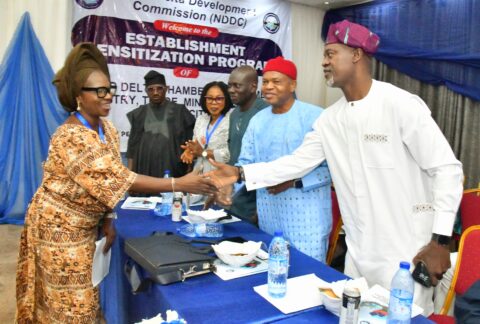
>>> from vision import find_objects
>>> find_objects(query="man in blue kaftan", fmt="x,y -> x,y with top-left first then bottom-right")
237,57 -> 332,261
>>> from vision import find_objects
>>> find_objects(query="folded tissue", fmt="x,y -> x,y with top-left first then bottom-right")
186,208 -> 227,223
136,310 -> 186,324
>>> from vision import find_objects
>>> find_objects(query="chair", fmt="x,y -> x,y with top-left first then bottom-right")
429,225 -> 480,322
428,314 -> 454,324
326,189 -> 343,265
452,188 -> 479,243
459,189 -> 480,233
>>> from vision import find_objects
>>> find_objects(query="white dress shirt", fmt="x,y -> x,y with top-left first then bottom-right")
242,80 -> 463,314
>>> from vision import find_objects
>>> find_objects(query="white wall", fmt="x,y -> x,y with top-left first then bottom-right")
0,0 -> 72,72
291,3 -> 343,107
0,0 -> 342,107
324,86 -> 344,106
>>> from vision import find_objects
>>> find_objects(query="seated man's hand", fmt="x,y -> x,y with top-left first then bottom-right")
215,185 -> 233,208
412,240 -> 451,286
203,195 -> 215,210
267,180 -> 294,195
203,185 -> 233,210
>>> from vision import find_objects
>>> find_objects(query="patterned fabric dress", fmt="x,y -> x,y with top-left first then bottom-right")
16,119 -> 137,323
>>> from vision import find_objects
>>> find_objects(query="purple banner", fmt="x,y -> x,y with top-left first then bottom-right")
72,15 -> 283,75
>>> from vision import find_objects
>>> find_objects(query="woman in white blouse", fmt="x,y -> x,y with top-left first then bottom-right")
181,81 -> 233,174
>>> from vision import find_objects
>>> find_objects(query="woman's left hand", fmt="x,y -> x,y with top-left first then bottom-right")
102,218 -> 116,254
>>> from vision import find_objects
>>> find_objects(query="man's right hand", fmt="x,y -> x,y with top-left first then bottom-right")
412,240 -> 451,287
176,170 -> 218,195
206,159 -> 240,188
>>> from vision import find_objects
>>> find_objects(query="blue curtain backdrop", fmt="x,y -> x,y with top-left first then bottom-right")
0,13 -> 68,224
322,0 -> 480,102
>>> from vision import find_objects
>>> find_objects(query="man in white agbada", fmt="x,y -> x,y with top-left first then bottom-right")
208,20 -> 463,316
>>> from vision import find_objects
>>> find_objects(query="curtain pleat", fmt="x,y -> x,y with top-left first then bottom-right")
323,0 -> 480,102
373,60 -> 480,189
0,13 -> 68,224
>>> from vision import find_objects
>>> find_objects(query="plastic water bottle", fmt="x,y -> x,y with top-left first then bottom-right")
162,170 -> 173,202
388,261 -> 414,324
153,170 -> 172,216
268,231 -> 289,298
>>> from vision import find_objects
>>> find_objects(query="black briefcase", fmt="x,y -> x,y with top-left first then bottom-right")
124,232 -> 215,288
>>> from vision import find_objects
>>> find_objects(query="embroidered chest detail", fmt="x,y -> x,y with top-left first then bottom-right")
413,204 -> 434,213
363,134 -> 389,143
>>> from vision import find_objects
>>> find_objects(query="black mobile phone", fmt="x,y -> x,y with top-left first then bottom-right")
412,260 -> 433,288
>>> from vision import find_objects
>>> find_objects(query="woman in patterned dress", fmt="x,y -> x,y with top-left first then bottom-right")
15,43 -> 216,323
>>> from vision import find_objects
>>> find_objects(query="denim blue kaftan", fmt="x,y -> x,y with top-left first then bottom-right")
238,100 -> 332,261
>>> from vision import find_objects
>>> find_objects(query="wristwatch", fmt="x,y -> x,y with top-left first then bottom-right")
431,233 -> 451,246
237,166 -> 245,183
202,150 -> 208,158
293,179 -> 303,189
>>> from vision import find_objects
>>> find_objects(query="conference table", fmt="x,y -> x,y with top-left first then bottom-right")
100,205 -> 433,324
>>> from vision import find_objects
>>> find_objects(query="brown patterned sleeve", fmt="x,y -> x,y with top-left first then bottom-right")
57,126 -> 137,209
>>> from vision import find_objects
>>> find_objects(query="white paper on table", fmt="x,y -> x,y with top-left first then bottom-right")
213,258 -> 268,280
362,284 -> 424,318
253,273 -> 324,314
121,197 -> 162,210
92,237 -> 111,287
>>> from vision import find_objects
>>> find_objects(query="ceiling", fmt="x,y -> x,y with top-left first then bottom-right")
289,0 -> 372,10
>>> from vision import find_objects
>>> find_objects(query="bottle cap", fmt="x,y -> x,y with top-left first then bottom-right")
343,285 -> 361,298
273,230 -> 283,237
164,170 -> 171,174
399,261 -> 410,270
174,192 -> 183,198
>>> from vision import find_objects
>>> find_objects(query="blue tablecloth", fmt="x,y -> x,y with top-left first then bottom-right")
100,207 -> 432,324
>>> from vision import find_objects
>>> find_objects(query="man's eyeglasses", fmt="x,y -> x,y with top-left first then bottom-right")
82,83 -> 117,98
205,96 -> 225,103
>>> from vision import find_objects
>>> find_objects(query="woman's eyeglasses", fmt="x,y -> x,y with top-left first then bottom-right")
205,96 -> 225,103
81,82 -> 117,98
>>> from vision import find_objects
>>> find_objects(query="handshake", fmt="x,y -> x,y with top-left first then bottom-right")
200,159 -> 240,209
203,184 -> 234,210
